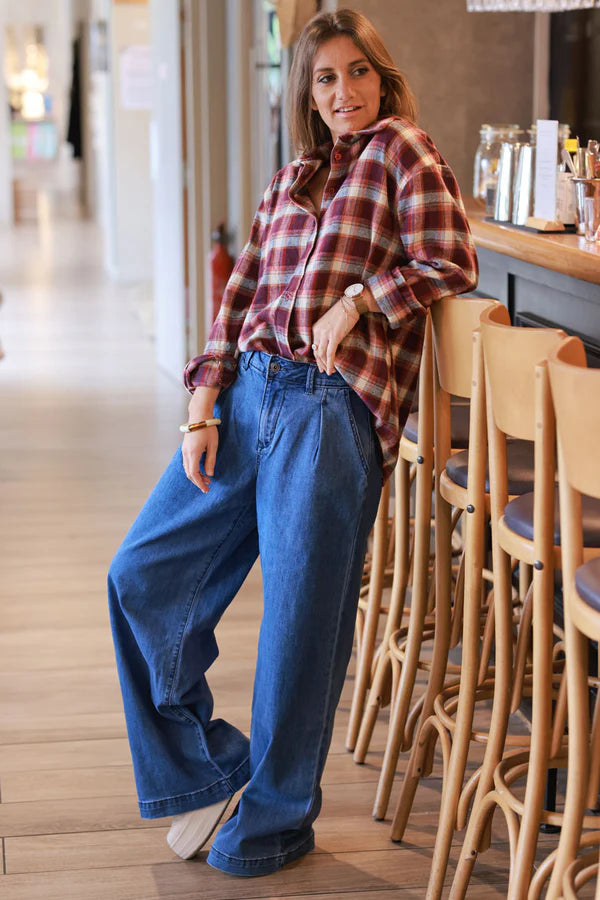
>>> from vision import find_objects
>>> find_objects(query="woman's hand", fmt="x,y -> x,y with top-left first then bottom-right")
312,299 -> 359,375
182,386 -> 220,493
182,428 -> 219,493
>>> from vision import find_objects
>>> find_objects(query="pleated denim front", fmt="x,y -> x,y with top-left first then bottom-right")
108,351 -> 382,875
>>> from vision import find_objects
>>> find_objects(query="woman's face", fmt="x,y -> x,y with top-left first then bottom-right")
311,35 -> 384,144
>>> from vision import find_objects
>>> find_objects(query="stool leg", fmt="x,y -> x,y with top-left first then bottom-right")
450,369 -> 522,896
346,481 -> 390,750
354,457 -> 411,762
449,790 -> 511,900
364,454 -> 434,767
545,624 -> 590,897
511,581 -> 533,712
380,466 -> 453,826
426,522 -> 487,896
508,369 -> 558,900
449,540 -> 515,896
587,690 -> 600,809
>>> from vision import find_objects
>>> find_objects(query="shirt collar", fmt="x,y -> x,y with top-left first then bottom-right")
298,116 -> 398,164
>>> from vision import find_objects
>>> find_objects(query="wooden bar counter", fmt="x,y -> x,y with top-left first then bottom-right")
465,198 -> 600,352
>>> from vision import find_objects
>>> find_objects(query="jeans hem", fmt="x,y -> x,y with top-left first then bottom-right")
206,830 -> 315,876
138,757 -> 250,819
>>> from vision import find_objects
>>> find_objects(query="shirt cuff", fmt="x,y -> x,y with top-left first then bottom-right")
183,356 -> 237,392
366,270 -> 427,330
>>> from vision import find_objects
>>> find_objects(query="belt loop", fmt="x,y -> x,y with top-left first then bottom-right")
240,351 -> 252,370
305,364 -> 317,394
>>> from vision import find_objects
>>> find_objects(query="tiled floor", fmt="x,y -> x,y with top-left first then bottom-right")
0,212 -> 569,898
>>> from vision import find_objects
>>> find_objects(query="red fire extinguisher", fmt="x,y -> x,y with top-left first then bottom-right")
210,223 -> 234,322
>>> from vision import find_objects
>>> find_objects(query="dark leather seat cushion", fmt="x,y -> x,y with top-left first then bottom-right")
402,411 -> 419,443
403,403 -> 470,449
445,439 -> 534,495
575,557 -> 600,612
503,488 -> 600,548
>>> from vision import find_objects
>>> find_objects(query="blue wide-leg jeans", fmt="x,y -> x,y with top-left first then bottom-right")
108,351 -> 382,876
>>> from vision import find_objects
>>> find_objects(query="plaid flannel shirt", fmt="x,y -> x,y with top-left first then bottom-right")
184,116 -> 478,481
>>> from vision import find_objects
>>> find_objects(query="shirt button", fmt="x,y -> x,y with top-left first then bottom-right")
270,361 -> 281,374
334,152 -> 342,161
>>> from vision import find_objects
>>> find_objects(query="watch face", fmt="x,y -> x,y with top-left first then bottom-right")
345,283 -> 364,298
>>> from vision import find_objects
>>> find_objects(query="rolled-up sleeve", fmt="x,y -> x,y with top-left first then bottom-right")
183,183 -> 274,391
366,161 -> 478,330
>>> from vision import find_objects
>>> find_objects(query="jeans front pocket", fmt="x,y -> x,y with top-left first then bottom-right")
343,388 -> 375,479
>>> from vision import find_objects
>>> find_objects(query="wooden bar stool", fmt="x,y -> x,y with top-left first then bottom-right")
373,296 -> 502,825
450,315 -> 600,899
390,300 -> 538,877
346,314 -> 433,753
530,337 -> 600,900
350,313 -> 436,759
448,310 -> 565,898
353,354 -> 474,768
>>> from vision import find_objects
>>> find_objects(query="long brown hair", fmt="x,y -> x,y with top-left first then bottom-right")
287,8 -> 417,154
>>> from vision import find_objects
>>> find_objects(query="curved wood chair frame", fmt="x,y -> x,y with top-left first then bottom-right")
373,297 -> 500,846
450,307 -> 569,900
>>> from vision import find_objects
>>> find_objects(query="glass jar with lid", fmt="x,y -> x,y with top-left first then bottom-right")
473,124 -> 522,215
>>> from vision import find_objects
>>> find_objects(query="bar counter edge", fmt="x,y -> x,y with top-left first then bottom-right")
465,198 -> 600,352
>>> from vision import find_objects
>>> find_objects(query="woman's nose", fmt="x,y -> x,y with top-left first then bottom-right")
335,75 -> 354,101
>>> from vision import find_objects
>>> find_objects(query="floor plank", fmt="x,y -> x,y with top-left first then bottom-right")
1,766 -> 137,804
0,847 -> 510,900
0,739 -> 132,773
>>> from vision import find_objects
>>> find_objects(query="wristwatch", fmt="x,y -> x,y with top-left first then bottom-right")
344,282 -> 369,315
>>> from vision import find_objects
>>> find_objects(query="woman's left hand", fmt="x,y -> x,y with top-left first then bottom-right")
312,299 -> 359,375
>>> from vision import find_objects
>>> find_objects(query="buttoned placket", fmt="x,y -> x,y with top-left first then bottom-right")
280,160 -> 328,357
282,143 -> 357,355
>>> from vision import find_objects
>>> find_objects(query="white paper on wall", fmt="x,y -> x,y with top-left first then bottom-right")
119,44 -> 153,111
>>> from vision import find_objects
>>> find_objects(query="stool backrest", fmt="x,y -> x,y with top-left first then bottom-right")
549,336 -> 600,650
430,297 -> 500,476
549,337 -> 600,502
431,296 -> 502,399
480,305 -> 566,442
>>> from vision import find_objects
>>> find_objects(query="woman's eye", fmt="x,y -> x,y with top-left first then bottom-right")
353,66 -> 369,76
317,74 -> 334,84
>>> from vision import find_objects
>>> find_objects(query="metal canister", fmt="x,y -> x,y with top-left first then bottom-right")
494,142 -> 518,222
511,144 -> 534,226
572,177 -> 600,240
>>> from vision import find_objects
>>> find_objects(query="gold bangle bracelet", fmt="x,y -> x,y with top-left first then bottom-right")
179,418 -> 221,433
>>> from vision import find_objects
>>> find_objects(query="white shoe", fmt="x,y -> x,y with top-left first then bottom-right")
166,796 -> 234,859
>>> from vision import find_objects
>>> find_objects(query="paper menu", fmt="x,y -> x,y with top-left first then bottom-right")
534,119 -> 559,222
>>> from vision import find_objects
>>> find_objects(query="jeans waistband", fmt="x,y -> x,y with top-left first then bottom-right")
239,351 -> 348,392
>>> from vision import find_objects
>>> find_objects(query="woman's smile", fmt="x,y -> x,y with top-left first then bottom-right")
335,105 -> 363,116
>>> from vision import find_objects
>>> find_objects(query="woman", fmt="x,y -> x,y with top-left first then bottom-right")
108,9 -> 478,878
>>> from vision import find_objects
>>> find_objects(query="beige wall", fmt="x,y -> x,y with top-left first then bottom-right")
342,0 -> 535,195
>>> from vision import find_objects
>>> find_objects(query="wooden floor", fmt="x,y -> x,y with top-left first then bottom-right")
0,214 -> 558,898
